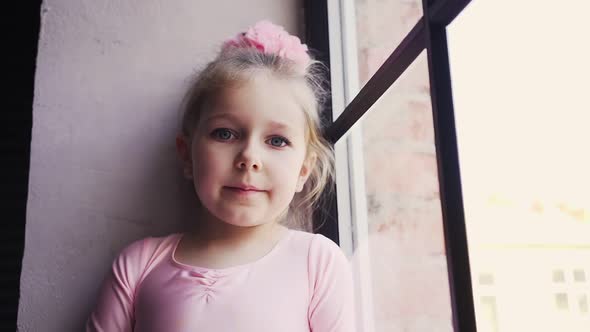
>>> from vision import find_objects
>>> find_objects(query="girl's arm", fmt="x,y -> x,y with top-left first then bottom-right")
86,238 -> 147,332
308,234 -> 357,332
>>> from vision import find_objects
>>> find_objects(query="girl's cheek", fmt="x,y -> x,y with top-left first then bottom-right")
279,149 -> 306,165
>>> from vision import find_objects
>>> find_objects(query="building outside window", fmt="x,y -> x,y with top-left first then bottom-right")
323,0 -> 590,331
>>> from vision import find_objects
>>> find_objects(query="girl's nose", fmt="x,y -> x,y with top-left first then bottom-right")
235,143 -> 262,171
236,160 -> 261,171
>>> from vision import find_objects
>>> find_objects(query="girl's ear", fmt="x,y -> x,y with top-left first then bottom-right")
296,152 -> 317,192
175,133 -> 193,179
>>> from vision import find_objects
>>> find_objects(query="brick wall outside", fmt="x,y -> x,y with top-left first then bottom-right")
354,0 -> 453,330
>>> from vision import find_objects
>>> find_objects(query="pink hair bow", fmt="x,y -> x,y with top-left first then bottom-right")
222,20 -> 311,73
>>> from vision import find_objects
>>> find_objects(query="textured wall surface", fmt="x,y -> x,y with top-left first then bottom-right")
19,1 -> 301,330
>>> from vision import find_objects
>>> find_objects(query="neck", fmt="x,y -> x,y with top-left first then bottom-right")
187,207 -> 284,249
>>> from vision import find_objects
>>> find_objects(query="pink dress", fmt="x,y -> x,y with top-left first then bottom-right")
86,229 -> 356,331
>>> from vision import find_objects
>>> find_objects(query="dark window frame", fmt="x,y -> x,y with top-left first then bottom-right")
4,1 -> 42,330
304,0 -> 476,331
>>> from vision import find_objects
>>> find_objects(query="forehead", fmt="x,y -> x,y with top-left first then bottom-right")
204,75 -> 307,132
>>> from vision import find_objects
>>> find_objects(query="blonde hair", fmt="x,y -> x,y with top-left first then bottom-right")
179,47 -> 334,232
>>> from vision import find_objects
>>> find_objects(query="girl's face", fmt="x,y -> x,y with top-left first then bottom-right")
178,74 -> 315,228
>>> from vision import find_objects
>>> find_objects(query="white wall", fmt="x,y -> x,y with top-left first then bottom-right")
19,1 -> 302,330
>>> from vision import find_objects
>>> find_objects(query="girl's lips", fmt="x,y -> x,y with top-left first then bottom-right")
224,187 -> 266,194
230,185 -> 264,191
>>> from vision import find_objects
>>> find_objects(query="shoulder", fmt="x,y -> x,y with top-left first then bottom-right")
309,233 -> 344,256
116,233 -> 179,260
303,232 -> 357,329
111,233 -> 180,278
286,230 -> 350,274
309,234 -> 350,275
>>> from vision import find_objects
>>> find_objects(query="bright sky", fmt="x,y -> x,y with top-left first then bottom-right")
446,0 -> 590,210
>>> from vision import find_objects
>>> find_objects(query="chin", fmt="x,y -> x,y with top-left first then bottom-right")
214,210 -> 269,228
223,218 -> 269,228
227,220 -> 266,228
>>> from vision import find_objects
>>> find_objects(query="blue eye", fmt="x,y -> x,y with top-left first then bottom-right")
211,128 -> 236,141
267,136 -> 290,147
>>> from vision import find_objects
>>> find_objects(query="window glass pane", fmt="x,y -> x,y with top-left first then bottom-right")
351,51 -> 453,331
448,1 -> 590,331
573,269 -> 586,283
553,270 -> 566,283
355,0 -> 422,88
479,273 -> 495,286
555,293 -> 570,310
579,295 -> 589,313
479,296 -> 499,332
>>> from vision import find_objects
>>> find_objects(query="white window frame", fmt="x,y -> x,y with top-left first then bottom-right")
327,1 -> 375,331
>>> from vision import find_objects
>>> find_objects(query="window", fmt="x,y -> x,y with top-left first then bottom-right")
555,293 -> 569,310
478,273 -> 495,286
479,296 -> 499,332
476,272 -> 499,332
574,270 -> 587,283
551,267 -> 590,315
579,295 -> 589,314
554,270 -> 566,283
311,0 -> 589,331
312,0 -> 475,331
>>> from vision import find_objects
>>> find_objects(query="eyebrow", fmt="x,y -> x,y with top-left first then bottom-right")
204,113 -> 294,131
204,113 -> 240,123
267,121 -> 291,130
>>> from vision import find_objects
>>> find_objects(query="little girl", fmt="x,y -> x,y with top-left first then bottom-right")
86,20 -> 356,332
